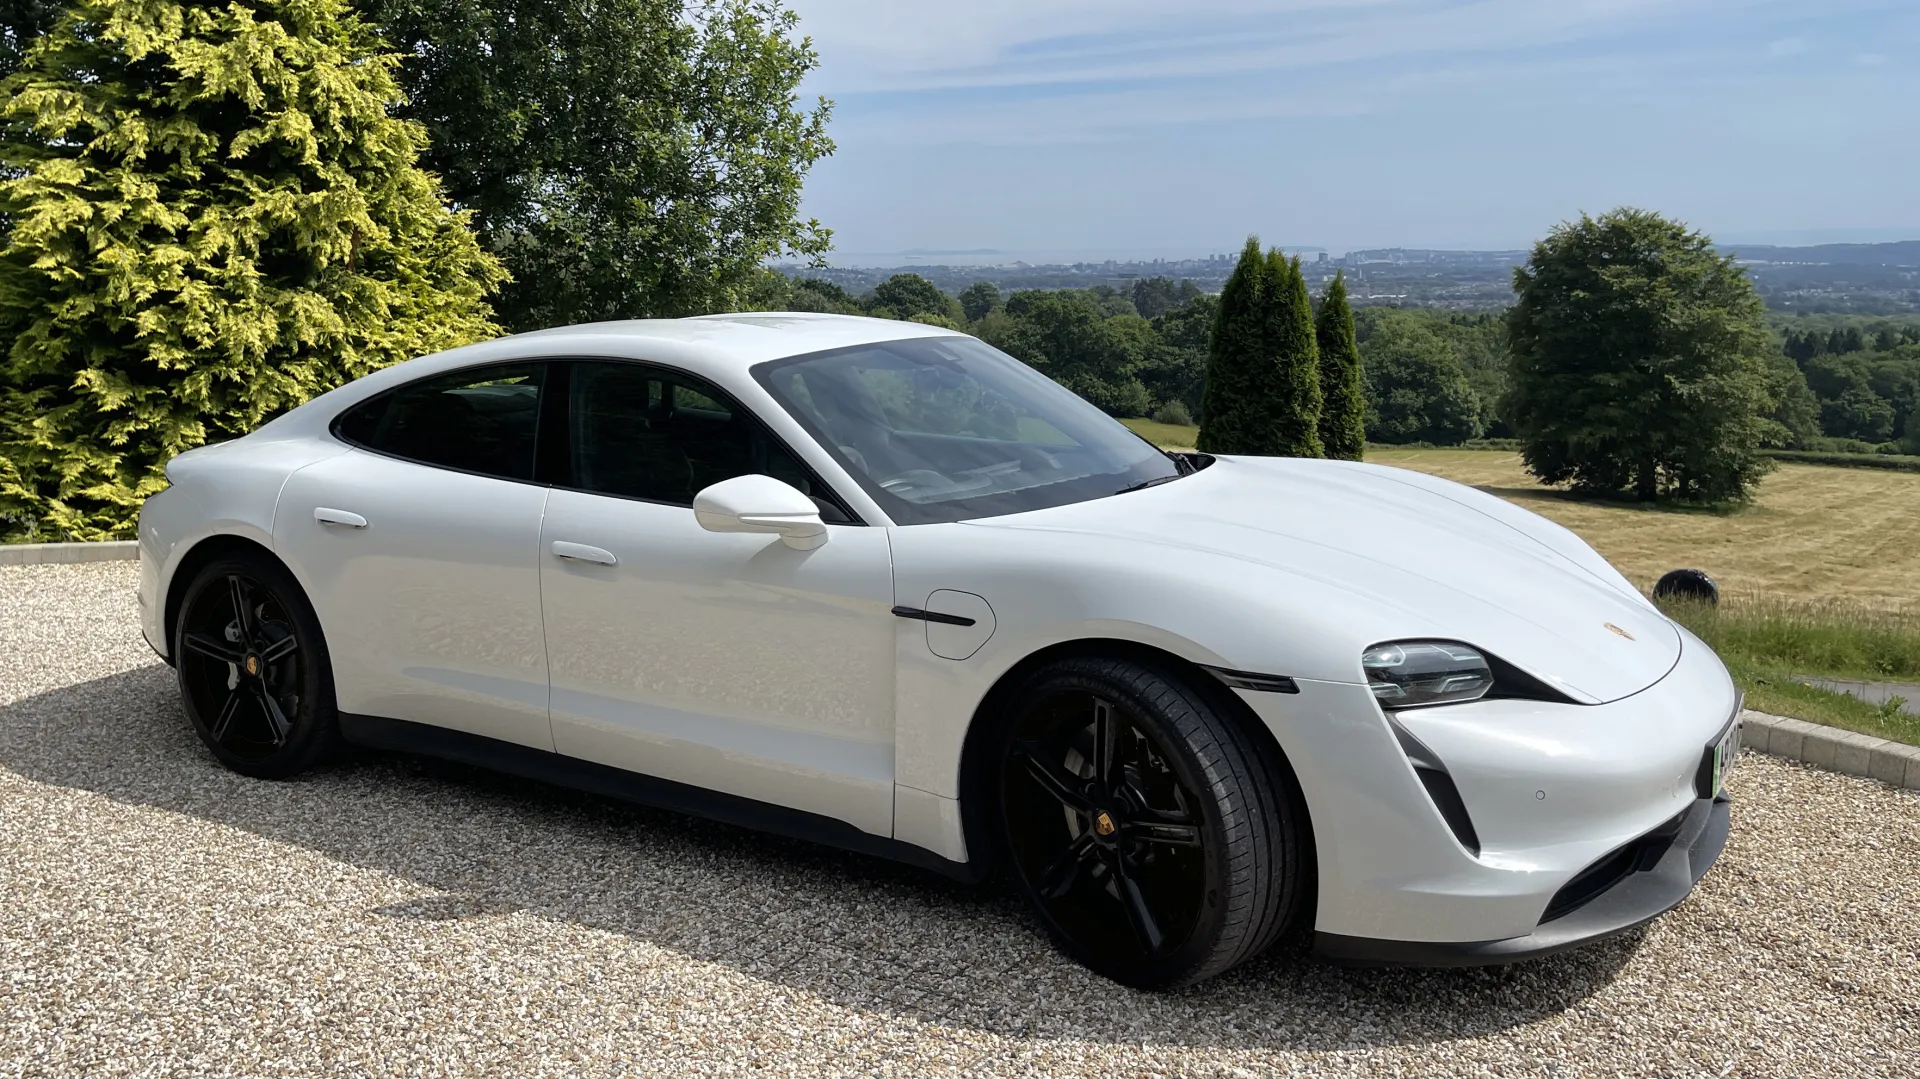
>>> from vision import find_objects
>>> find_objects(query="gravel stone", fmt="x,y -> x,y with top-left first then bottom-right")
4,561 -> 1917,1077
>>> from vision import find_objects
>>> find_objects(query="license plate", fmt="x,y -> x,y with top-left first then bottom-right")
1707,721 -> 1741,796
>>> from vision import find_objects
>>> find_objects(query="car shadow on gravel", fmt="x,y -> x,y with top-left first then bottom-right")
1,666 -> 1642,1052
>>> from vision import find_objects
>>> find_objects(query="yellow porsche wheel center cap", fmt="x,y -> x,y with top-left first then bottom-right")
1094,811 -> 1117,837
244,654 -> 259,676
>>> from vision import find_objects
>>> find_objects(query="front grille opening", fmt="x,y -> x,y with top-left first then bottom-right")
1414,765 -> 1480,857
1541,808 -> 1688,924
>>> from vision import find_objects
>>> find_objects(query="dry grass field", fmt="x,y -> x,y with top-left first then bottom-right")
1365,450 -> 1920,608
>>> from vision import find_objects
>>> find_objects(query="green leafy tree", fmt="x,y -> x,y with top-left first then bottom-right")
1314,272 -> 1365,460
787,276 -> 861,315
0,0 -> 506,541
869,273 -> 958,323
995,289 -> 1152,416
1127,276 -> 1200,320
1804,354 -> 1895,441
1361,317 -> 1481,445
359,0 -> 834,330
1763,355 -> 1821,448
958,280 -> 1000,322
1868,348 -> 1920,440
1142,292 -> 1215,416
1503,209 -> 1777,503
1819,385 -> 1895,443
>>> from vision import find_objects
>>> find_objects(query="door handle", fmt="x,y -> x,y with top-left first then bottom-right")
551,541 -> 617,566
314,507 -> 368,528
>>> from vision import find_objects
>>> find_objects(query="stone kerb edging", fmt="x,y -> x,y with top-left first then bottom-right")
0,540 -> 140,566
1741,709 -> 1920,791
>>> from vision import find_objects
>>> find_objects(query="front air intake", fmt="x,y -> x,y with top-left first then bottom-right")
1387,719 -> 1482,857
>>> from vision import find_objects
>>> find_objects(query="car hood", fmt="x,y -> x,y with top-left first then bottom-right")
969,455 -> 1680,704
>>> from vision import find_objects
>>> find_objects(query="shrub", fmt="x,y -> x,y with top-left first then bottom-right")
0,0 -> 506,541
1152,401 -> 1194,426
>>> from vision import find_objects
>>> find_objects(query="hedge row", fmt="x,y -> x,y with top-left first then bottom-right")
1761,449 -> 1920,473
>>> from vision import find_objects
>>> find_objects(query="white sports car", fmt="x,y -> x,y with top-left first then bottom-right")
136,313 -> 1739,988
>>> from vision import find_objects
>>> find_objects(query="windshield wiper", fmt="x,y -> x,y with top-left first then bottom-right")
1114,473 -> 1187,495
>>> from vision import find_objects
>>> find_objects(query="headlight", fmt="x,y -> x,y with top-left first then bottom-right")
1362,640 -> 1494,708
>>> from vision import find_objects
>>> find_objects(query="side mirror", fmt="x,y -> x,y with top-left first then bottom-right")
692,474 -> 829,550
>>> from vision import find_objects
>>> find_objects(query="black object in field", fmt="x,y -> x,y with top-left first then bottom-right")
1653,568 -> 1719,605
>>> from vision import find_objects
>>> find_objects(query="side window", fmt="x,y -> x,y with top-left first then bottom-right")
334,364 -> 545,481
568,361 -> 850,520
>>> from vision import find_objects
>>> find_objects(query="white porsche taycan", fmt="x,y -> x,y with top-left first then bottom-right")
136,313 -> 1739,988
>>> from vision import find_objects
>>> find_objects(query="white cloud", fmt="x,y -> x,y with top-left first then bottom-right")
792,0 -> 1779,94
1766,36 -> 1809,56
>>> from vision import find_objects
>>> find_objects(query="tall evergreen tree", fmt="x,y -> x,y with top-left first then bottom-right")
0,0 -> 507,541
1199,241 -> 1327,456
1267,251 -> 1324,457
1314,271 -> 1365,460
1197,238 -> 1270,454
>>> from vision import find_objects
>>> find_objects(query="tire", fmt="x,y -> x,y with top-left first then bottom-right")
172,553 -> 340,779
994,657 -> 1307,989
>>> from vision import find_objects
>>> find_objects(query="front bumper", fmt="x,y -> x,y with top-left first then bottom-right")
1235,629 -> 1739,950
1315,792 -> 1730,965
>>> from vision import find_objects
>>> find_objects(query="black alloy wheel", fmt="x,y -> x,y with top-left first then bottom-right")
175,555 -> 339,778
997,657 -> 1306,989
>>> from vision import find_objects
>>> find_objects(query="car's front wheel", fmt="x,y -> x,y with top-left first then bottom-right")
173,553 -> 340,779
996,657 -> 1308,988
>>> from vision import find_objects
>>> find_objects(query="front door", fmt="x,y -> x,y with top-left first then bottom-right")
538,360 -> 897,835
275,362 -> 554,750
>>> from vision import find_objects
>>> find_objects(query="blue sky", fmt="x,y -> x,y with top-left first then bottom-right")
787,0 -> 1920,260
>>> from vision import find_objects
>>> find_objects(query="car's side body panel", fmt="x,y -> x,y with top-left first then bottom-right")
139,437 -> 349,658
273,449 -> 555,750
539,489 -> 897,836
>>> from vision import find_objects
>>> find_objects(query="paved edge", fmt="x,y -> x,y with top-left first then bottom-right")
1741,708 -> 1920,791
0,540 -> 139,566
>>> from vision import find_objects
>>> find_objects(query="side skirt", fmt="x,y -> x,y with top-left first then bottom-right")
338,713 -> 982,884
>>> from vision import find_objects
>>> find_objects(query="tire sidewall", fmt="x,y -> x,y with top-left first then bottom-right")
996,661 -> 1242,988
174,554 -> 338,778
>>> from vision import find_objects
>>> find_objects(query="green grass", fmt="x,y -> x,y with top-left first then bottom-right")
1120,417 -> 1198,449
1727,662 -> 1920,745
1659,594 -> 1920,681
1661,595 -> 1920,744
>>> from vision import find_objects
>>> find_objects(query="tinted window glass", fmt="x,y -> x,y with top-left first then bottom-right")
753,336 -> 1179,525
569,362 -> 848,519
334,364 -> 544,481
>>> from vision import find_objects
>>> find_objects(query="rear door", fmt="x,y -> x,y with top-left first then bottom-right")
274,362 -> 556,750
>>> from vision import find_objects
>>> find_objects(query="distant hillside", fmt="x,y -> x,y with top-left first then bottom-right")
1724,241 -> 1920,267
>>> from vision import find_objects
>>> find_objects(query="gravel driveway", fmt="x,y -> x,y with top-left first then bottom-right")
3,561 -> 1916,1078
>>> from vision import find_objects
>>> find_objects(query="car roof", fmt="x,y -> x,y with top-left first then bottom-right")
510,312 -> 961,367
250,312 -> 966,441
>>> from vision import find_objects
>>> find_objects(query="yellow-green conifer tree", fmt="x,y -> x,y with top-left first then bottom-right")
0,0 -> 507,540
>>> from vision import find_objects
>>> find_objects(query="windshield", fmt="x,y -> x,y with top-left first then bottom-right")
753,336 -> 1182,525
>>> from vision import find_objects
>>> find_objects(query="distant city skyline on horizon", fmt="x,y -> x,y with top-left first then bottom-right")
808,231 -> 1920,270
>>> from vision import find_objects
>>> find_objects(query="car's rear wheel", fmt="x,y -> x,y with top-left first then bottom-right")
174,554 -> 339,779
996,657 -> 1307,989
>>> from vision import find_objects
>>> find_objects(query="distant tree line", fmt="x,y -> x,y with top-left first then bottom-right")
762,271 -> 1217,424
